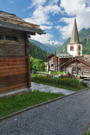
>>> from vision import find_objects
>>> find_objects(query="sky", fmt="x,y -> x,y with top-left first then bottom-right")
0,0 -> 90,46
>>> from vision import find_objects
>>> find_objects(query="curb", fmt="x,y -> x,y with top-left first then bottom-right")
0,87 -> 89,123
0,88 -> 32,98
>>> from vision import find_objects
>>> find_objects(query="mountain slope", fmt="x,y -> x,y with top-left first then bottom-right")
29,41 -> 49,61
79,28 -> 90,54
30,39 -> 60,53
57,28 -> 90,54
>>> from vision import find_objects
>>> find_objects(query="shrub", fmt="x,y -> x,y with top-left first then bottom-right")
30,56 -> 45,72
31,74 -> 85,90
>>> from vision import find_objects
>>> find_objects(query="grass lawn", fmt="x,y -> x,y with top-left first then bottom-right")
85,133 -> 90,135
0,91 -> 63,117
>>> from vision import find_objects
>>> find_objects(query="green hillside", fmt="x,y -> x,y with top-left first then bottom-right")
57,28 -> 90,54
79,28 -> 90,54
29,41 -> 49,61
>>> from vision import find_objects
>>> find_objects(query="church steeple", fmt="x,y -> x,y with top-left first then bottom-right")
70,18 -> 80,44
67,18 -> 83,57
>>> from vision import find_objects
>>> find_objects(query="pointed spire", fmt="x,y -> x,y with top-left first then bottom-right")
70,18 -> 80,44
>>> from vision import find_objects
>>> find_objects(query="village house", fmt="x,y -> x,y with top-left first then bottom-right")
48,18 -> 90,78
48,53 -> 72,72
0,11 -> 44,94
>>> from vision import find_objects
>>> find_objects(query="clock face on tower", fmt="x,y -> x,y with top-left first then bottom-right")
70,45 -> 74,51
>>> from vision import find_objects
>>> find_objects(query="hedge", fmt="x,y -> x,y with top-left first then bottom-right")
31,74 -> 85,90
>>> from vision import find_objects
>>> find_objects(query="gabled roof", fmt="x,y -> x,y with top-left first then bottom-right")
83,55 -> 90,63
48,54 -> 58,59
48,53 -> 73,59
70,18 -> 80,44
0,11 -> 44,34
57,53 -> 73,58
61,57 -> 90,67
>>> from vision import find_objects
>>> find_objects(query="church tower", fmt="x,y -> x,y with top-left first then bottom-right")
67,18 -> 82,57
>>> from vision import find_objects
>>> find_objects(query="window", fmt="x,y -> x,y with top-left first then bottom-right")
0,35 -> 17,41
51,64 -> 54,67
0,35 -> 4,40
78,45 -> 81,50
0,36 -> 2,40
6,36 -> 17,41
70,45 -> 74,51
78,51 -> 80,56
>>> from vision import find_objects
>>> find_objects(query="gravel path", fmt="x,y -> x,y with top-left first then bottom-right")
31,82 -> 75,95
0,90 -> 90,135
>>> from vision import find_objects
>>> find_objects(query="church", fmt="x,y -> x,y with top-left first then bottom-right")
48,18 -> 90,78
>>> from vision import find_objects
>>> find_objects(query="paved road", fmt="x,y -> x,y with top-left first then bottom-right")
0,90 -> 90,135
31,82 -> 75,95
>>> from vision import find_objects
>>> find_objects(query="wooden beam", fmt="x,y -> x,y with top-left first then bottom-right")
24,33 -> 31,88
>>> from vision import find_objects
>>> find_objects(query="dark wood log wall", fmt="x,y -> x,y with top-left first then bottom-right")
0,28 -> 31,93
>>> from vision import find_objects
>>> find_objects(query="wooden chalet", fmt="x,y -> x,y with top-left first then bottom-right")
0,11 -> 44,93
48,54 -> 90,78
61,56 -> 90,77
48,53 -> 72,71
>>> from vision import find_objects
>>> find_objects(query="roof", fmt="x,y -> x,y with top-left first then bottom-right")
83,55 -> 90,63
70,18 -> 80,44
61,56 -> 90,67
0,11 -> 44,34
48,54 -> 58,59
48,53 -> 73,59
57,53 -> 73,58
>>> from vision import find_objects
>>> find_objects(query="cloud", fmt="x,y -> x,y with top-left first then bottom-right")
31,33 -> 62,45
31,33 -> 53,44
29,0 -> 59,8
49,40 -> 63,45
25,4 -> 61,25
26,0 -> 90,42
60,0 -> 90,15
48,0 -> 59,5
44,5 -> 61,15
58,0 -> 90,39
25,4 -> 62,43
25,6 -> 50,25
29,0 -> 47,8
25,0 -> 63,44
56,17 -> 74,39
40,25 -> 52,30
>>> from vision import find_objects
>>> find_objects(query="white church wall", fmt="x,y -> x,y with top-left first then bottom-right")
67,44 -> 83,57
